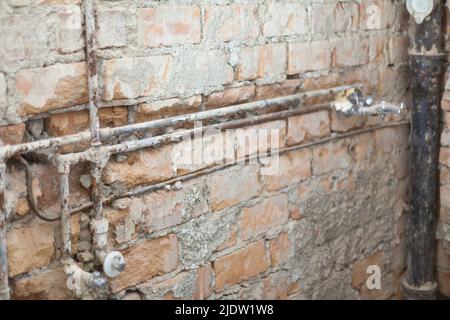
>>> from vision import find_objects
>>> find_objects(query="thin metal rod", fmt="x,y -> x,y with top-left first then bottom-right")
91,163 -> 104,221
0,161 -> 9,300
0,84 -> 357,159
59,163 -> 72,260
55,103 -> 331,166
100,85 -> 357,138
84,0 -> 106,262
68,120 -> 410,215
89,156 -> 108,264
102,104 -> 330,156
17,156 -> 59,222
84,0 -> 101,146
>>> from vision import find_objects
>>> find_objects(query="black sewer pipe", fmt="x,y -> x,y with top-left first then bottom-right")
403,1 -> 445,300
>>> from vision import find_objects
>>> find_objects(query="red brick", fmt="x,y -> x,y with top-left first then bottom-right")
97,9 -> 128,48
313,3 -> 358,33
262,3 -> 307,36
239,271 -> 290,299
204,5 -> 259,42
210,165 -> 261,211
54,5 -> 83,54
102,56 -> 172,100
237,44 -> 287,81
437,270 -> 450,297
137,6 -> 201,48
442,98 -> 450,111
7,223 -> 55,277
288,41 -> 331,74
194,264 -> 214,300
215,224 -> 238,252
16,62 -> 87,116
205,86 -> 255,109
0,14 -> 47,63
214,240 -> 268,292
172,130 -> 235,175
287,111 -> 330,145
236,120 -> 286,160
45,107 -> 128,137
440,147 -> 450,167
12,268 -> 75,300
330,110 -> 367,133
436,241 -> 450,270
264,149 -> 312,191
352,251 -> 384,290
241,194 -> 289,240
333,38 -> 369,67
312,139 -> 352,175
140,179 -> 209,232
0,123 -> 25,145
111,234 -> 178,293
369,34 -> 387,63
389,35 -> 409,64
269,232 -> 291,266
136,96 -> 202,122
441,166 -> 449,187
255,79 -> 301,100
103,145 -> 174,188
377,66 -> 410,98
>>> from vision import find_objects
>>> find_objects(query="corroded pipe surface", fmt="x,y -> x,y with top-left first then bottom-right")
403,2 -> 444,300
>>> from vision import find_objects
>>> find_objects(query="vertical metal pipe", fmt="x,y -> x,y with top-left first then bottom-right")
0,161 -> 9,300
84,0 -> 107,267
59,162 -> 72,260
403,1 -> 445,300
84,0 -> 101,146
90,158 -> 107,264
91,162 -> 103,221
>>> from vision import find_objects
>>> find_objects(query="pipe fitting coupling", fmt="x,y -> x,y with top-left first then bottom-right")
406,0 -> 437,24
103,251 -> 126,278
65,263 -> 109,298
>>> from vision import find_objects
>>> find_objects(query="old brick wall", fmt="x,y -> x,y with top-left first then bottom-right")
0,1 -> 412,299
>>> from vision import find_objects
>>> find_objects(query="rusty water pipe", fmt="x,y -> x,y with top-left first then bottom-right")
403,0 -> 445,300
0,161 -> 9,300
0,84 -> 358,300
0,85 -> 357,160
84,0 -> 101,147
83,0 -> 109,267
56,158 -> 108,298
54,110 -> 409,216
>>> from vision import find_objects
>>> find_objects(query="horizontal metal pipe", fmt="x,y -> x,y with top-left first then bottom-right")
0,131 -> 91,160
99,84 -> 357,138
54,103 -> 331,166
0,84 -> 357,159
68,120 -> 410,215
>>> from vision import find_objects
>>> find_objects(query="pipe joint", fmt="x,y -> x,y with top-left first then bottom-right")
102,251 -> 126,278
65,262 -> 109,299
406,0 -> 437,24
332,89 -> 406,120
88,147 -> 110,171
53,156 -> 72,175
402,278 -> 437,300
